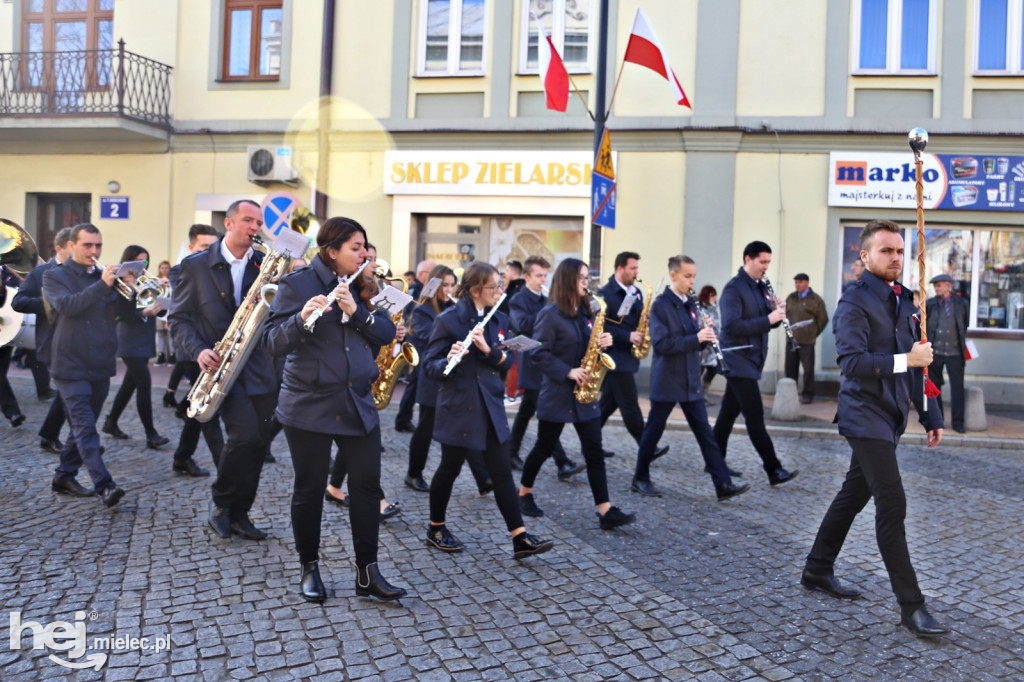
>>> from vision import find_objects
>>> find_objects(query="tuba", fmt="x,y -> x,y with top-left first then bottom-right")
573,295 -> 616,404
631,278 -> 654,359
1,219 -> 40,348
371,258 -> 419,410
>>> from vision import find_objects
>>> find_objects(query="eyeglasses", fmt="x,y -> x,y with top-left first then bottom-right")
577,275 -> 589,281
482,284 -> 502,291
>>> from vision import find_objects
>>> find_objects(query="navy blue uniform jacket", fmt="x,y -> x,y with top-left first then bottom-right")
12,258 -> 58,364
115,297 -> 156,358
834,271 -> 943,442
508,287 -> 546,391
42,259 -> 120,381
533,302 -> 599,423
262,255 -> 395,436
598,276 -> 641,373
423,296 -> 514,450
169,237 -> 277,396
410,299 -> 452,408
649,287 -> 705,403
718,267 -> 781,380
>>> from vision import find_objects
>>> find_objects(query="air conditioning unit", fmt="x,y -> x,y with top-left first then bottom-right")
247,145 -> 297,184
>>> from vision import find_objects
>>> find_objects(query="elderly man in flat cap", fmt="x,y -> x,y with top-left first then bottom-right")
926,274 -> 969,433
784,273 -> 829,404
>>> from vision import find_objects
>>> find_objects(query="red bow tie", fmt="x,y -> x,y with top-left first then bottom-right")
891,284 -> 902,296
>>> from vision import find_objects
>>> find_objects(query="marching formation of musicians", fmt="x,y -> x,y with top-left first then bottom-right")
0,207 -> 948,637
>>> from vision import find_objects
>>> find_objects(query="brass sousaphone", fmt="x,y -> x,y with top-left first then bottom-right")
0,219 -> 41,348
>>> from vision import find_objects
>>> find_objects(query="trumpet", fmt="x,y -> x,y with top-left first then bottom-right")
92,259 -> 136,301
761,277 -> 799,350
303,258 -> 372,332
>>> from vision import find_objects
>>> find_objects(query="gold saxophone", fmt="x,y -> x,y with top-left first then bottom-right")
186,236 -> 291,422
574,296 -> 616,404
371,261 -> 420,410
631,278 -> 654,359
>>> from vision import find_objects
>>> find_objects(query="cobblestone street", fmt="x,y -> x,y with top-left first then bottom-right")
2,376 -> 1022,680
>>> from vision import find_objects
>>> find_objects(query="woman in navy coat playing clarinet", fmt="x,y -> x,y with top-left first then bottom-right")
262,217 -> 407,604
421,262 -> 554,558
516,258 -> 636,530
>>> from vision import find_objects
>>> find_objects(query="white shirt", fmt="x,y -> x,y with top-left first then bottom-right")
220,239 -> 253,306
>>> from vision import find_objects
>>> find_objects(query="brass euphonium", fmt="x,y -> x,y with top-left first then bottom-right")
573,295 -> 616,404
371,258 -> 420,410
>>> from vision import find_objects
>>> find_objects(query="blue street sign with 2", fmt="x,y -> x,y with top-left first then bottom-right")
99,196 -> 129,220
591,173 -> 616,229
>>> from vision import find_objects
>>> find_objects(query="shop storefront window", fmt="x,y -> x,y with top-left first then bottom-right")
417,214 -> 583,271
977,230 -> 1024,329
910,228 -> 974,300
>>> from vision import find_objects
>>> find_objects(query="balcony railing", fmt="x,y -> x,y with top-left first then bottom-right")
0,40 -> 171,128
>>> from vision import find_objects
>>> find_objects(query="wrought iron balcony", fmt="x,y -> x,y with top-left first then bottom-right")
0,39 -> 171,128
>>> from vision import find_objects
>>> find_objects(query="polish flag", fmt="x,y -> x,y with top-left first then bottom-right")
623,9 -> 691,108
534,18 -> 570,112
965,339 -> 979,360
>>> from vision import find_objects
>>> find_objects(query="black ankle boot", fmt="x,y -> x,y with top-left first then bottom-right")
355,563 -> 407,601
300,561 -> 326,603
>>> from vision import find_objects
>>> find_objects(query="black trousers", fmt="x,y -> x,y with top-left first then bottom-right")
702,365 -> 718,386
784,343 -> 816,398
0,345 -> 23,420
712,377 -> 782,475
54,378 -> 114,492
38,391 -> 66,442
23,350 -> 51,397
108,356 -> 156,435
173,415 -> 224,468
522,418 -> 609,505
599,371 -> 645,445
166,360 -> 191,393
636,399 -> 731,488
430,423 -> 523,532
394,366 -> 418,428
212,390 -> 275,516
930,354 -> 965,430
805,437 -> 924,616
405,404 -> 490,488
285,424 -> 381,567
508,388 -> 568,464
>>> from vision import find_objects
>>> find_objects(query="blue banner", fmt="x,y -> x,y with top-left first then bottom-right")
936,154 -> 1023,211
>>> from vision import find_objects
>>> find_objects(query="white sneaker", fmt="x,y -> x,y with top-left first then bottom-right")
504,395 -> 521,406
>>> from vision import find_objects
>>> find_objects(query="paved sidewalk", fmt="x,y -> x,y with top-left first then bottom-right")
2,373 -> 1023,680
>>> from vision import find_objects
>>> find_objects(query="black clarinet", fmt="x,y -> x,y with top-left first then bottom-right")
691,288 -> 727,372
761,277 -> 799,350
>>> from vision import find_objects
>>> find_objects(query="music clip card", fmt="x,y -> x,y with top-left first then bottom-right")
501,335 -> 542,352
420,277 -> 441,300
370,285 -> 413,316
617,293 -> 637,318
274,228 -> 311,259
115,260 -> 146,278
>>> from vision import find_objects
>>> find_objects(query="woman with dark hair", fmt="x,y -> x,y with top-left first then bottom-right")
697,284 -> 720,402
263,217 -> 407,603
101,245 -> 170,449
517,258 -> 636,530
421,261 -> 554,558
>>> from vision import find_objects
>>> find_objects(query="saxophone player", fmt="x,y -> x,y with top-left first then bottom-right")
263,217 -> 407,603
170,200 -> 278,541
517,259 -> 636,530
630,256 -> 749,500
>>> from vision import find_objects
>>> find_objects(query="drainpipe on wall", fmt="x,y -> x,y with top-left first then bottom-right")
315,0 -> 335,219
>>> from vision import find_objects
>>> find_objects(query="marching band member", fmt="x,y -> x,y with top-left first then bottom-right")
517,258 -> 636,531
421,262 -> 553,558
263,217 -> 407,602
630,256 -> 749,500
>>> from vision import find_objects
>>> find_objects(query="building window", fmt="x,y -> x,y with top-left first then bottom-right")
20,0 -> 114,100
852,0 -> 936,74
417,0 -> 486,76
975,0 -> 1024,74
519,0 -> 593,74
222,0 -> 282,80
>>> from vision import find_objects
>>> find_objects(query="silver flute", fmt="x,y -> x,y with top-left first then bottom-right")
303,258 -> 372,332
761,276 -> 799,350
691,288 -> 727,372
442,292 -> 507,376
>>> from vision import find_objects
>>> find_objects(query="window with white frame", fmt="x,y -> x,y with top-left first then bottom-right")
418,0 -> 486,76
852,0 -> 936,74
519,0 -> 593,74
975,0 -> 1024,74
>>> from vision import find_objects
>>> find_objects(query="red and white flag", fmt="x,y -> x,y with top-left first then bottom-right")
965,339 -> 979,361
623,8 -> 691,108
534,18 -> 569,112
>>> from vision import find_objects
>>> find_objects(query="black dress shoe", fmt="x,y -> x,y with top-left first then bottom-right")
800,570 -> 860,599
38,389 -> 56,401
379,502 -> 403,522
519,493 -> 544,517
208,504 -> 232,538
324,490 -> 349,507
40,438 -> 64,455
769,467 -> 799,486
162,392 -> 178,408
394,421 -> 416,433
557,460 -> 586,481
264,451 -> 277,463
300,561 -> 327,603
102,420 -> 130,439
404,475 -> 430,492
715,481 -> 751,501
598,506 -> 636,530
477,480 -> 494,496
954,426 -> 966,434
426,524 -> 464,552
100,486 -> 125,508
706,464 -> 744,478
51,477 -> 95,497
601,449 -> 616,458
174,399 -> 188,420
650,445 -> 670,462
9,413 -> 26,427
355,563 -> 407,600
901,606 -> 949,638
512,532 -> 555,559
173,458 -> 210,477
630,478 -> 663,497
230,514 -> 268,540
509,455 -> 525,471
146,433 -> 170,449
